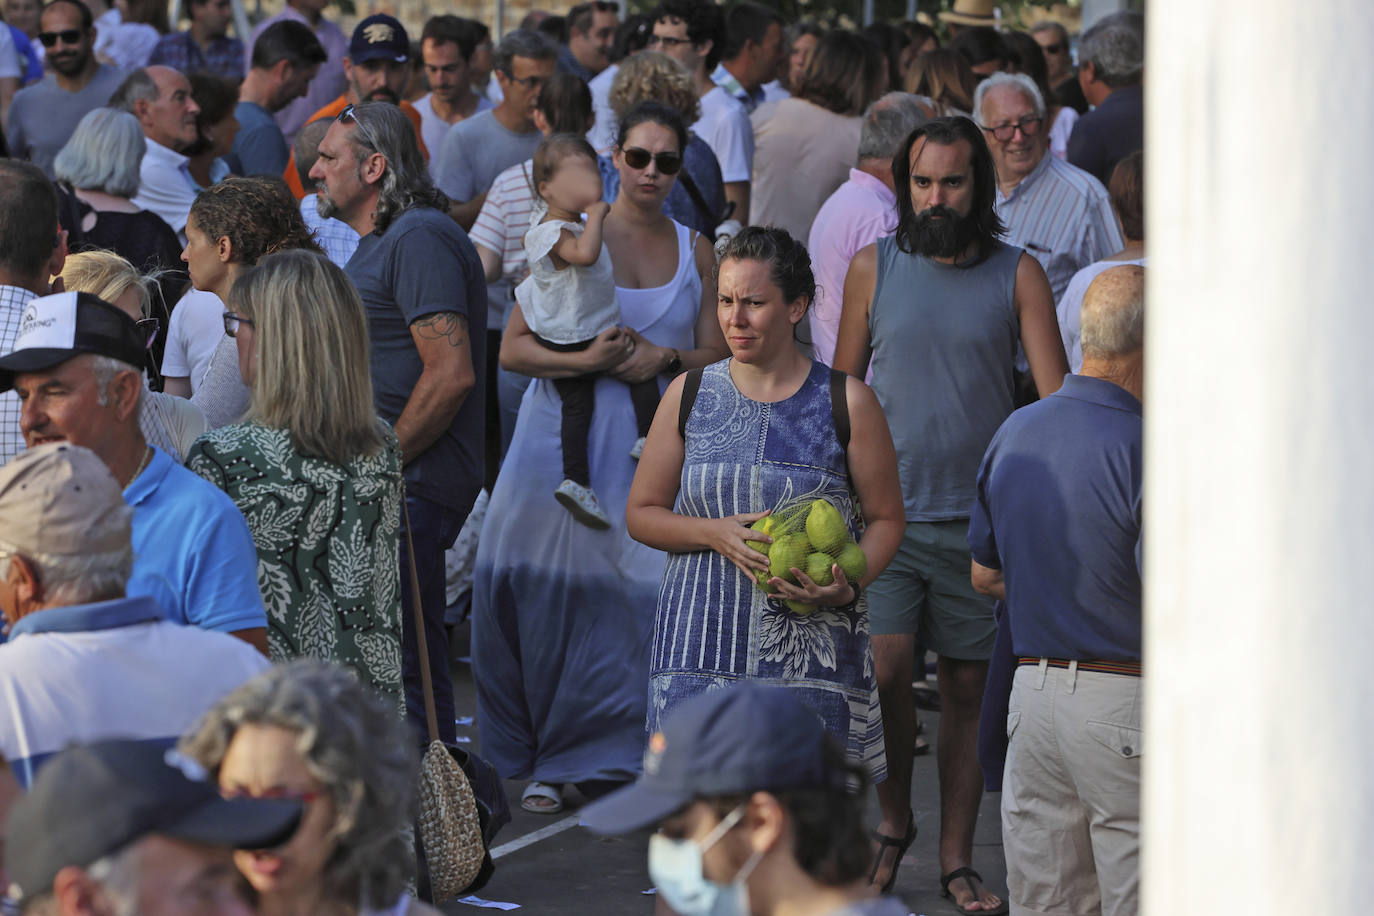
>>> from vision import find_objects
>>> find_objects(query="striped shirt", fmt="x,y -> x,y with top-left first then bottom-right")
994,153 -> 1122,302
470,159 -> 536,328
0,285 -> 35,465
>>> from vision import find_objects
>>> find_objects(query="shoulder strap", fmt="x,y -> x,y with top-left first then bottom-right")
829,368 -> 850,452
678,367 -> 705,438
676,167 -> 720,230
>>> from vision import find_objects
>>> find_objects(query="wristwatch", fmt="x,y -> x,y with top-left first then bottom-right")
664,348 -> 682,375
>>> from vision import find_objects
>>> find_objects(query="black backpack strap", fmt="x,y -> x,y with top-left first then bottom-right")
676,167 -> 720,234
678,367 -> 705,438
829,368 -> 850,452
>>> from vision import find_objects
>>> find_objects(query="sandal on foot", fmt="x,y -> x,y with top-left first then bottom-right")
868,811 -> 916,894
914,717 -> 930,756
520,781 -> 564,814
940,867 -> 1008,916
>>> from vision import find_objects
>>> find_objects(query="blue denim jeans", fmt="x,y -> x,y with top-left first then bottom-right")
401,493 -> 466,745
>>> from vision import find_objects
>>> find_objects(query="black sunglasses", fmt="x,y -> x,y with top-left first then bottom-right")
337,103 -> 357,123
620,146 -> 683,175
1040,42 -> 1063,55
38,28 -> 82,47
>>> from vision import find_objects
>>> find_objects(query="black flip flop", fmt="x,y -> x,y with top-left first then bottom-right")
869,811 -> 916,894
940,866 -> 1009,916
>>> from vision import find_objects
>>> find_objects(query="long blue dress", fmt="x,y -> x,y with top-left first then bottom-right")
472,222 -> 703,783
648,359 -> 886,779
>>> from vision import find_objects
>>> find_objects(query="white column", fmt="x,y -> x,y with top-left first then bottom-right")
1145,1 -> 1374,912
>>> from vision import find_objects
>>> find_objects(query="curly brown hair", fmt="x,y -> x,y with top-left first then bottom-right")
188,177 -> 324,266
608,50 -> 700,125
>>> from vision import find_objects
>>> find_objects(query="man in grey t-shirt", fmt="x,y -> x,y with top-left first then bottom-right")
7,0 -> 124,176
434,28 -> 555,229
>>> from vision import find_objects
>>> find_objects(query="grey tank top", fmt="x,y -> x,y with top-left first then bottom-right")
869,237 -> 1022,521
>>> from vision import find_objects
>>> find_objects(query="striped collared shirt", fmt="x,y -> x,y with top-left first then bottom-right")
0,284 -> 35,465
995,153 -> 1122,302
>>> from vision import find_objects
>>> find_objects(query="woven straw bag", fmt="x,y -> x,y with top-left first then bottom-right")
404,502 -> 487,902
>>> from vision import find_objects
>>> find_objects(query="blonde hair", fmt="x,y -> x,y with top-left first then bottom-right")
58,250 -> 150,318
228,250 -> 387,463
609,50 -> 701,124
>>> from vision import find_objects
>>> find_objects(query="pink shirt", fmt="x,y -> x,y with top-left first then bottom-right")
806,169 -> 897,374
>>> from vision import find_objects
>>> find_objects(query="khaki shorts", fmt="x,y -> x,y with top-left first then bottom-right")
865,519 -> 996,659
1003,662 -> 1142,916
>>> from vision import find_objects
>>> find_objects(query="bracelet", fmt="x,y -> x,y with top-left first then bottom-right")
838,581 -> 862,612
664,347 -> 682,375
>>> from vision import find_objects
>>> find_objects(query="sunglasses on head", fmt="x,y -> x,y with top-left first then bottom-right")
38,28 -> 82,47
620,147 -> 682,175
337,103 -> 357,123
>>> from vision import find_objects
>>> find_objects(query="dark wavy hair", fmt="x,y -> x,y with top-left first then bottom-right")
615,99 -> 687,155
189,177 -> 323,266
891,115 -> 1004,265
718,225 -> 815,310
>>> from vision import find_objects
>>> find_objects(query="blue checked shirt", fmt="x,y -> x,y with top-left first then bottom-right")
148,30 -> 245,82
994,153 -> 1123,302
0,285 -> 36,465
299,195 -> 360,268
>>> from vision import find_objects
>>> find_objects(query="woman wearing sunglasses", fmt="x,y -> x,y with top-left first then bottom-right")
179,177 -> 322,429
186,250 -> 405,717
58,249 -> 208,462
472,100 -> 727,816
181,661 -> 442,916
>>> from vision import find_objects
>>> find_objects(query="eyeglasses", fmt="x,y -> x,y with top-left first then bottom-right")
501,70 -> 545,90
221,787 -> 324,803
982,115 -> 1043,141
136,317 -> 159,350
620,146 -> 683,175
222,312 -> 255,337
648,34 -> 692,48
1039,42 -> 1063,55
38,28 -> 82,47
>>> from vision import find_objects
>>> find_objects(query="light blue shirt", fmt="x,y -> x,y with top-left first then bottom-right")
124,446 -> 267,635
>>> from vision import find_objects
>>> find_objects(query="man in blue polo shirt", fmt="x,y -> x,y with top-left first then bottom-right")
0,291 -> 268,653
0,443 -> 269,787
967,264 -> 1144,916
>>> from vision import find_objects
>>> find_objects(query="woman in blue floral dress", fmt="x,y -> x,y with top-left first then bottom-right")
627,227 -> 906,778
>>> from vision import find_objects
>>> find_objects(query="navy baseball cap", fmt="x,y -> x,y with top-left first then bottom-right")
5,740 -> 302,904
0,292 -> 146,392
580,683 -> 845,835
348,14 -> 409,63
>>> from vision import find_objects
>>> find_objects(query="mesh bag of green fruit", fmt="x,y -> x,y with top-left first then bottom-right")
749,496 -> 867,615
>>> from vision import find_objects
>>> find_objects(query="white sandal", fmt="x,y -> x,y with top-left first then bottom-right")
521,781 -> 564,814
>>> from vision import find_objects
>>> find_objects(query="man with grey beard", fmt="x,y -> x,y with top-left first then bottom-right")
833,115 -> 1067,910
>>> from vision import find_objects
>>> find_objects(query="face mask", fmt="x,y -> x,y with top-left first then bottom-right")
648,805 -> 765,916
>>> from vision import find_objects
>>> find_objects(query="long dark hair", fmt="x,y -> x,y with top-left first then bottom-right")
891,115 -> 1004,265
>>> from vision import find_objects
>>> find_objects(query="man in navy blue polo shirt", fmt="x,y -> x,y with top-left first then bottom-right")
967,264 -> 1144,916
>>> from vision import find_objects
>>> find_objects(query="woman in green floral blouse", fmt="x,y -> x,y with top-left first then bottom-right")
187,250 -> 405,712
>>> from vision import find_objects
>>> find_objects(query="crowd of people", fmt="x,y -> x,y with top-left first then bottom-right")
0,0 -> 1146,913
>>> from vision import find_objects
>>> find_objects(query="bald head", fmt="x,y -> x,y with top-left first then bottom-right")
1081,265 -> 1144,360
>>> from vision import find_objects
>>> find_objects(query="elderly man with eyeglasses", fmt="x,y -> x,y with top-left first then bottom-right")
976,71 -> 1121,306
0,291 -> 269,655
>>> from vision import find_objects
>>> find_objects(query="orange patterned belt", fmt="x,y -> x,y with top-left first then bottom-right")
1017,657 -> 1142,677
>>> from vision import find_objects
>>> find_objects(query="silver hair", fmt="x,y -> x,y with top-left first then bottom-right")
857,92 -> 932,162
1080,265 -> 1145,359
343,102 -> 448,234
972,71 -> 1046,127
0,536 -> 135,607
492,27 -> 557,73
107,68 -> 159,114
53,108 -> 146,198
178,660 -> 420,910
88,354 -> 144,411
1078,12 -> 1144,88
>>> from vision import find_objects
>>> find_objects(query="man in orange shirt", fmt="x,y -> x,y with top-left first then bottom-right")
284,13 -> 428,198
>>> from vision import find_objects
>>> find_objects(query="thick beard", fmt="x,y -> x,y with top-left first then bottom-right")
910,206 -> 980,259
315,187 -> 339,221
48,51 -> 88,76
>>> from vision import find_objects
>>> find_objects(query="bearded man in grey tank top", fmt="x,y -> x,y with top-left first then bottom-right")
833,116 -> 1068,912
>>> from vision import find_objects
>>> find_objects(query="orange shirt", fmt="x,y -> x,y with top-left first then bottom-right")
283,95 -> 430,199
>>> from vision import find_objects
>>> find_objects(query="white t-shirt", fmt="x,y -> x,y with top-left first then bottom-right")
587,64 -> 619,153
1049,105 -> 1079,160
692,86 -> 754,184
414,92 -> 493,179
514,214 -> 620,345
0,26 -> 20,80
163,289 -> 225,390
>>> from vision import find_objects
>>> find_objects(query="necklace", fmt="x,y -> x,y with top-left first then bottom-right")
124,445 -> 152,489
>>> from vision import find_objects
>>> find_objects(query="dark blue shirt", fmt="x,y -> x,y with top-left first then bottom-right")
346,206 -> 488,512
1066,84 -> 1143,187
968,374 -> 1143,661
225,101 -> 288,177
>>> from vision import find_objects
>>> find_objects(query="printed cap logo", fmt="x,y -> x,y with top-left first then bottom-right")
363,23 -> 395,44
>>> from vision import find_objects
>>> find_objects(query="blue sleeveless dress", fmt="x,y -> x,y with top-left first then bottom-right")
648,359 -> 886,779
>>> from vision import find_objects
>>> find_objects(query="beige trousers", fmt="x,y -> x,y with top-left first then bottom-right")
1002,661 -> 1141,916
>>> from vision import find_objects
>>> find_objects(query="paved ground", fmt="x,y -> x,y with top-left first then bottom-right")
440,625 -> 1007,915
